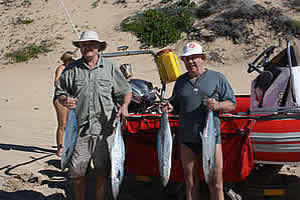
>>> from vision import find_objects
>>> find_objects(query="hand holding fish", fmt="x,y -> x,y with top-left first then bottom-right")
205,98 -> 236,113
59,96 -> 77,109
116,92 -> 132,121
116,104 -> 129,120
204,98 -> 221,111
161,102 -> 174,113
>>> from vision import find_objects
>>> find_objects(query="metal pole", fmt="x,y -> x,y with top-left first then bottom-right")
287,40 -> 297,105
102,49 -> 167,97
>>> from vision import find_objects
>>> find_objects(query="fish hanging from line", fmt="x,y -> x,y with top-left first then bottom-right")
157,111 -> 173,187
110,119 -> 125,200
200,110 -> 217,184
61,109 -> 78,170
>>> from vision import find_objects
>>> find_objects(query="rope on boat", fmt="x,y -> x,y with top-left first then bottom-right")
58,0 -> 80,39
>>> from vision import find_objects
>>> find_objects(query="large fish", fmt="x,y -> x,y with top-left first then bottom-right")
200,110 -> 217,184
110,119 -> 125,200
157,111 -> 173,187
61,109 -> 78,170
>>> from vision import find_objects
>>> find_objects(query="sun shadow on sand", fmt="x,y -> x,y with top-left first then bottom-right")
45,159 -> 60,169
0,143 -> 74,199
0,159 -> 74,199
2,143 -> 300,199
2,154 -> 53,177
0,143 -> 57,176
0,190 -> 66,200
0,143 -> 56,154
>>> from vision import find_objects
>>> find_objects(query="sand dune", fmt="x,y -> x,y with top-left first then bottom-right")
1,0 -> 300,199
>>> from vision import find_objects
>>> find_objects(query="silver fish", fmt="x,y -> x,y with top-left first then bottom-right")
200,110 -> 217,184
61,109 -> 78,170
110,119 -> 125,200
157,111 -> 173,187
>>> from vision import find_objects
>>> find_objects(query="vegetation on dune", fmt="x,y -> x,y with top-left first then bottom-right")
189,0 -> 300,44
5,42 -> 53,63
120,0 -> 195,47
120,0 -> 300,48
91,0 -> 101,8
3,0 -> 300,64
14,17 -> 34,25
292,0 -> 300,7
286,18 -> 300,34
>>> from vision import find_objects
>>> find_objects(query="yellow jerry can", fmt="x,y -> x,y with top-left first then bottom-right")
156,49 -> 182,84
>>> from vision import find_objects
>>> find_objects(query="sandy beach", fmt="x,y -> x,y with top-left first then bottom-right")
1,0 -> 300,199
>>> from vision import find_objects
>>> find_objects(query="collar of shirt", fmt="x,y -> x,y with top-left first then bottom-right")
81,54 -> 104,70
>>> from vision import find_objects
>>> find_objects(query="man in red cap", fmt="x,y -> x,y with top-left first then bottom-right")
163,41 -> 236,200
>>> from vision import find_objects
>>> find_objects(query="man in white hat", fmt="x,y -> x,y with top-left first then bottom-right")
55,30 -> 132,200
163,41 -> 236,200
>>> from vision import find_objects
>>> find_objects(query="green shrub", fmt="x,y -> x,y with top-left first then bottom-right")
113,0 -> 126,4
14,17 -> 34,25
286,18 -> 300,33
91,0 -> 101,8
160,0 -> 173,4
292,0 -> 300,7
121,8 -> 194,47
5,42 -> 53,63
176,0 -> 196,8
21,0 -> 32,7
22,18 -> 34,24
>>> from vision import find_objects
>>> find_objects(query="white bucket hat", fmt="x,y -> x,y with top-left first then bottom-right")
181,42 -> 205,57
72,31 -> 107,50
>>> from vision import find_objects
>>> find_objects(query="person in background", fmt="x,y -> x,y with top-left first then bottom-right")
163,41 -> 236,200
120,63 -> 133,80
53,51 -> 74,157
55,30 -> 132,200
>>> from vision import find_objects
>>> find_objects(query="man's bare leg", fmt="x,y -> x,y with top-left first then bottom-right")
95,175 -> 107,200
180,144 -> 201,200
73,176 -> 86,200
208,144 -> 224,200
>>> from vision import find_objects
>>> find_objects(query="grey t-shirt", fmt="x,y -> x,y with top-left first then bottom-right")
171,70 -> 236,144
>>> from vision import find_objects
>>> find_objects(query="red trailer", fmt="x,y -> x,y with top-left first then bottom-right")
103,42 -> 300,199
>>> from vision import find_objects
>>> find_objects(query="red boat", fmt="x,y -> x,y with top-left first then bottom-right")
104,42 -> 300,184
123,95 -> 300,183
116,41 -> 300,184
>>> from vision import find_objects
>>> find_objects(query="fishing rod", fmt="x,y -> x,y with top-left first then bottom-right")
287,40 -> 297,105
221,111 -> 300,121
237,109 -> 300,116
249,105 -> 300,113
103,49 -> 156,58
247,45 -> 276,74
58,0 -> 80,39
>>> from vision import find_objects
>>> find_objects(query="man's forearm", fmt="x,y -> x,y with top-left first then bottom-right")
219,100 -> 236,113
122,92 -> 132,106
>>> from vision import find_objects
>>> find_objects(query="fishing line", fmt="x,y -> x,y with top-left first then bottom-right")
58,0 -> 80,39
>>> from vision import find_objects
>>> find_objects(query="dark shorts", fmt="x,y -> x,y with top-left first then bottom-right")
183,143 -> 202,155
53,95 -> 58,103
183,135 -> 222,155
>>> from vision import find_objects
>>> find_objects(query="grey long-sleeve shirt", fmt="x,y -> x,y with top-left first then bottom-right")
55,54 -> 132,136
